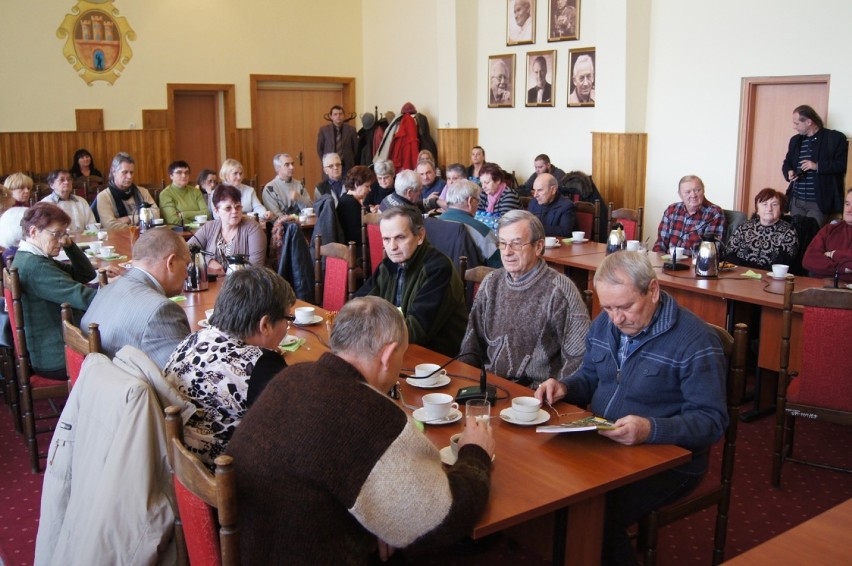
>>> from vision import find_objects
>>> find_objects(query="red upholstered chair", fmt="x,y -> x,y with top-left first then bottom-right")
574,200 -> 601,242
607,202 -> 644,241
3,267 -> 70,473
639,322 -> 748,565
772,281 -> 852,487
165,405 -> 240,566
60,303 -> 101,389
362,214 -> 384,275
314,236 -> 357,312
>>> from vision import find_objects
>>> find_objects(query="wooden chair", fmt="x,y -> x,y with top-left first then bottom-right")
772,282 -> 852,487
638,322 -> 748,565
722,209 -> 746,246
313,236 -> 357,312
3,267 -> 70,473
463,261 -> 495,302
60,303 -> 101,389
607,202 -> 644,241
519,196 -> 533,209
574,200 -> 601,242
164,405 -> 240,566
362,212 -> 384,275
581,289 -> 593,316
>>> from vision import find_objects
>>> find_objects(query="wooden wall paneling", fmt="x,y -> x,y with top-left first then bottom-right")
235,129 -> 255,180
142,109 -> 168,129
592,131 -> 647,217
437,128 -> 478,171
75,109 -> 104,131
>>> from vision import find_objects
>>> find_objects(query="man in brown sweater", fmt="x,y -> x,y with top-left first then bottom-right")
227,296 -> 494,564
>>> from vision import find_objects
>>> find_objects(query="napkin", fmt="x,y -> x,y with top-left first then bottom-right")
742,270 -> 762,279
280,337 -> 305,352
169,295 -> 187,302
561,238 -> 574,245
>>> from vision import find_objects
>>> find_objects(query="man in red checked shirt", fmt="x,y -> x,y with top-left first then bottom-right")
652,175 -> 726,255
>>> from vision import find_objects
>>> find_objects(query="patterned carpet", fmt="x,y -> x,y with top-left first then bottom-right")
0,398 -> 849,565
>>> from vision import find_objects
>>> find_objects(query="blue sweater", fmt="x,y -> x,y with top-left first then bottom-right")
560,292 -> 727,474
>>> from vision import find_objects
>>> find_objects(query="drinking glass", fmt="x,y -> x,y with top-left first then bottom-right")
465,399 -> 491,425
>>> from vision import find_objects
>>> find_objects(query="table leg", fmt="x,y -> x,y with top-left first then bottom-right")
560,495 -> 605,566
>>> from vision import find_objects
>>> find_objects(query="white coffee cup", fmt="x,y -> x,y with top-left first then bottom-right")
153,218 -> 164,226
572,231 -> 585,242
87,241 -> 102,254
545,236 -> 559,247
99,245 -> 115,258
414,363 -> 446,386
294,306 -> 315,324
669,246 -> 687,258
422,393 -> 459,420
626,240 -> 640,251
205,308 -> 215,320
771,264 -> 789,278
511,396 -> 542,422
449,432 -> 463,458
195,215 -> 208,224
302,207 -> 314,216
86,223 -> 101,232
97,230 -> 108,241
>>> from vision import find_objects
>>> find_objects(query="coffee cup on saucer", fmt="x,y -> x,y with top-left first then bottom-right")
572,231 -> 585,242
86,223 -> 101,232
626,240 -> 640,251
414,363 -> 446,386
294,306 -> 315,324
87,241 -> 102,255
422,393 -> 458,420
99,245 -> 115,258
153,218 -> 164,226
302,207 -> 314,217
545,236 -> 559,247
449,432 -> 463,458
771,264 -> 789,278
511,396 -> 541,422
195,215 -> 208,224
205,308 -> 215,321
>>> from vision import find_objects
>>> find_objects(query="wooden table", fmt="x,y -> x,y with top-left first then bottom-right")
102,232 -> 693,565
723,498 -> 852,565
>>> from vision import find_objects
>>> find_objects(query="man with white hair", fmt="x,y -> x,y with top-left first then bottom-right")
95,152 -> 160,230
314,152 -> 345,206
489,58 -> 512,105
378,169 -> 424,213
263,153 -> 312,217
439,179 -> 502,267
508,0 -> 532,43
568,54 -> 595,104
227,296 -> 494,564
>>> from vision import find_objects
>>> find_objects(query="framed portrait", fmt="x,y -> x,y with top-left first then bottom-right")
567,47 -> 595,107
525,50 -> 556,107
488,54 -> 516,108
548,0 -> 580,42
507,0 -> 535,45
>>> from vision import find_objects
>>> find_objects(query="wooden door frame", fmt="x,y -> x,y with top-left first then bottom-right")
249,74 -> 355,174
167,83 -> 237,162
735,74 -> 829,212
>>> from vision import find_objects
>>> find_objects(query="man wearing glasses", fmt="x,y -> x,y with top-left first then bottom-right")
459,210 -> 589,389
158,160 -> 209,226
313,153 -> 345,206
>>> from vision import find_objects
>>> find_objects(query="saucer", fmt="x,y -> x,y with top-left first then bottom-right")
568,238 -> 589,244
499,408 -> 550,426
406,375 -> 451,389
98,254 -> 122,261
198,319 -> 210,328
768,273 -> 793,280
294,314 -> 323,326
412,408 -> 462,425
280,334 -> 299,346
544,242 -> 561,249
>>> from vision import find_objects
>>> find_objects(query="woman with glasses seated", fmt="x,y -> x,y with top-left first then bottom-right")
11,203 -> 97,380
725,188 -> 798,271
189,184 -> 267,276
164,266 -> 295,468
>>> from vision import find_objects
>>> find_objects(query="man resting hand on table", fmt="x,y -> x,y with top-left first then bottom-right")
227,297 -> 494,564
536,251 -> 727,566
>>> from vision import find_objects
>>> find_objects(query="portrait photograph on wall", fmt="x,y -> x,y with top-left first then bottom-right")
507,0 -> 535,45
525,50 -> 556,107
488,54 -> 516,108
567,47 -> 595,106
548,0 -> 579,42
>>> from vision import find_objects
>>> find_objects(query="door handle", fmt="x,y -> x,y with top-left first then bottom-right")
298,151 -> 303,166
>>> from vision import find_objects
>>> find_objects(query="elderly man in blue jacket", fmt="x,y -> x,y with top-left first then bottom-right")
527,173 -> 575,237
537,251 -> 727,566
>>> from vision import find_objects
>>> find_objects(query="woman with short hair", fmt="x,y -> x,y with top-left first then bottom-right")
164,266 -> 296,467
476,163 -> 521,217
3,172 -> 33,207
337,165 -> 376,257
725,188 -> 798,270
11,202 -> 97,380
188,184 -> 267,275
365,160 -> 395,211
218,159 -> 272,221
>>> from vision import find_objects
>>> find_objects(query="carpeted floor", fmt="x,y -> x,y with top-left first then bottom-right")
0,399 -> 850,565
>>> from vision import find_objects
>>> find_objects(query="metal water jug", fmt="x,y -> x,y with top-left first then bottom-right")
606,223 -> 627,255
138,203 -> 155,232
225,254 -> 249,275
184,244 -> 209,292
695,235 -> 719,277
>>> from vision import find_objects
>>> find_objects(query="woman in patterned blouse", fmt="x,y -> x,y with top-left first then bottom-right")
725,188 -> 798,271
163,266 -> 296,467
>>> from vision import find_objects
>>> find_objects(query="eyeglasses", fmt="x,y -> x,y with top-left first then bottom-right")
217,204 -> 243,213
497,240 -> 535,251
324,163 -> 342,169
544,400 -> 585,420
42,228 -> 66,241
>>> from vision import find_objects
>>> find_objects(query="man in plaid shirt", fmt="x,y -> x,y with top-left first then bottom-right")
653,175 -> 726,255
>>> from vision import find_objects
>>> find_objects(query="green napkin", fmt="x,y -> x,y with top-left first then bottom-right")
83,230 -> 98,236
169,295 -> 187,302
561,238 -> 574,245
742,270 -> 762,279
280,337 -> 305,352
102,254 -> 127,262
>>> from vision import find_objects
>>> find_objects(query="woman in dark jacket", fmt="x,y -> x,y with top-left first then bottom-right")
337,166 -> 375,260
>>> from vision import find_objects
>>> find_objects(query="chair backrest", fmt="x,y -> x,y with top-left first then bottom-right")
362,212 -> 383,274
463,264 -> 496,302
780,281 -> 852,412
423,216 -> 482,274
519,196 -> 532,209
574,200 -> 601,242
607,202 -> 643,241
314,236 -> 357,312
722,209 -> 746,246
164,405 -> 239,566
60,302 -> 101,388
3,267 -> 25,361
